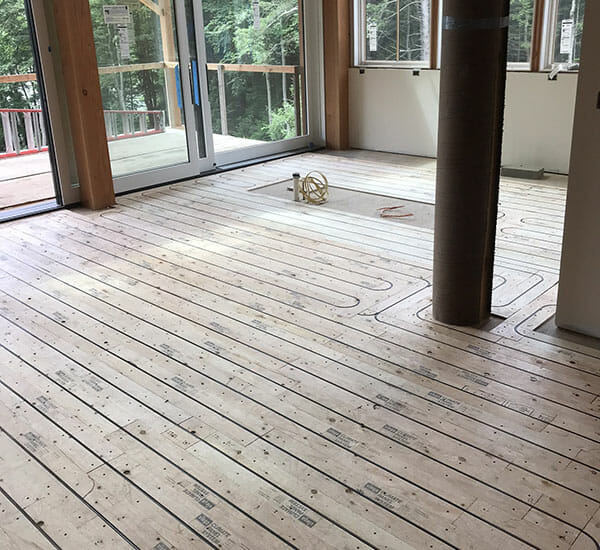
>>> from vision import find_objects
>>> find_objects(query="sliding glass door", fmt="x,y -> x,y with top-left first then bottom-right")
202,0 -> 311,164
90,0 -> 323,193
0,0 -> 62,219
90,0 -> 213,193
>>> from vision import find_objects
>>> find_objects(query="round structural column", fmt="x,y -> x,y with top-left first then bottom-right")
432,0 -> 510,326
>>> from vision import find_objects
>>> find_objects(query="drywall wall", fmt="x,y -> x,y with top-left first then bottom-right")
556,0 -> 600,338
349,68 -> 578,174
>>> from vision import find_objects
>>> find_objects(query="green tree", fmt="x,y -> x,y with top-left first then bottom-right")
508,0 -> 534,64
0,0 -> 39,110
203,0 -> 301,140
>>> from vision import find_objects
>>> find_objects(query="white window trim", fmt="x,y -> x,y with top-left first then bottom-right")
541,0 -> 558,70
353,0 -> 432,68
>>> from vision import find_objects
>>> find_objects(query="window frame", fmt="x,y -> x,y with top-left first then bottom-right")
353,0 -> 437,69
353,0 -> 584,73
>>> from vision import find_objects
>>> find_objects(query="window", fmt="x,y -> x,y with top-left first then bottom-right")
549,0 -> 585,67
354,0 -> 587,71
507,0 -> 535,65
359,0 -> 432,65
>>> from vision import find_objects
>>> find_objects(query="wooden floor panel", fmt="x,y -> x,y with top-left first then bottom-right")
1,152 -> 598,549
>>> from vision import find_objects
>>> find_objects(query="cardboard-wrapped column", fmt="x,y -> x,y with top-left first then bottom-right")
432,0 -> 510,325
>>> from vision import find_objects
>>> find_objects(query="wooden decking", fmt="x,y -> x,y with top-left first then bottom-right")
0,152 -> 598,550
0,153 -> 56,211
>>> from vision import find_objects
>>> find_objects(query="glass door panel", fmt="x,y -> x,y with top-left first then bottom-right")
0,0 -> 60,219
202,0 -> 309,158
89,0 -> 211,192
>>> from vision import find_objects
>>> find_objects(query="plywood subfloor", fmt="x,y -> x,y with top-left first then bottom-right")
0,151 -> 599,550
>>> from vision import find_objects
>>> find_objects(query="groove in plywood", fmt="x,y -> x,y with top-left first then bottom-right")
1,151 -> 598,550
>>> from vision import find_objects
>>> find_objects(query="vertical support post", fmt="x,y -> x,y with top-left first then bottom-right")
104,111 -> 111,138
293,67 -> 302,136
121,112 -> 130,136
265,72 -> 272,124
11,112 -> 20,154
217,64 -> 228,135
281,41 -> 287,103
158,0 -> 182,128
530,0 -> 545,71
322,0 -> 350,150
24,112 -> 35,150
36,110 -> 46,149
432,0 -> 510,325
297,0 -> 308,135
52,0 -> 115,210
2,112 -> 15,154
430,0 -> 440,69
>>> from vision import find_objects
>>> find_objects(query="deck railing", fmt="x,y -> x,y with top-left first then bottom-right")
0,106 -> 165,159
206,63 -> 307,138
0,108 -> 48,159
104,109 -> 165,141
1,59 -> 307,158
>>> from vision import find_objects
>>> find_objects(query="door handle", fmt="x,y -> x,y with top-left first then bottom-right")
189,60 -> 201,106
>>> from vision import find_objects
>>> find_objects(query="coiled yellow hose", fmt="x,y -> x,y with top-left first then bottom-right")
298,171 -> 329,205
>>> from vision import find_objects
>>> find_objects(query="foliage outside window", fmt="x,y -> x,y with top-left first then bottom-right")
202,0 -> 302,141
363,0 -> 431,64
507,0 -> 534,65
0,0 -> 42,149
87,0 -> 302,142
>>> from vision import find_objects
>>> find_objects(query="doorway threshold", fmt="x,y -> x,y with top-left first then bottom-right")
115,145 -> 322,198
0,199 -> 60,224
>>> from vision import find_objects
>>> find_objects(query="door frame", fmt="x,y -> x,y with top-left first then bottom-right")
28,0 -> 76,206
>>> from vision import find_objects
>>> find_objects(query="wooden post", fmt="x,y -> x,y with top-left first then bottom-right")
265,72 -> 272,124
322,0 -> 350,150
433,0 -> 510,325
530,0 -> 546,71
217,64 -> 228,135
281,35 -> 287,103
297,0 -> 308,135
52,0 -> 114,210
430,0 -> 440,68
293,67 -> 302,136
158,0 -> 182,128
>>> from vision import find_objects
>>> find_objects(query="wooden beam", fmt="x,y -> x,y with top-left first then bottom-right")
52,0 -> 114,210
138,0 -> 161,16
158,0 -> 182,129
322,0 -> 351,150
206,63 -> 299,74
98,62 -> 166,75
0,74 -> 37,84
530,0 -> 546,71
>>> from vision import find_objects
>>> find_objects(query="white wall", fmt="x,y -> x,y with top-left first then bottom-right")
556,0 -> 600,338
349,68 -> 578,174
